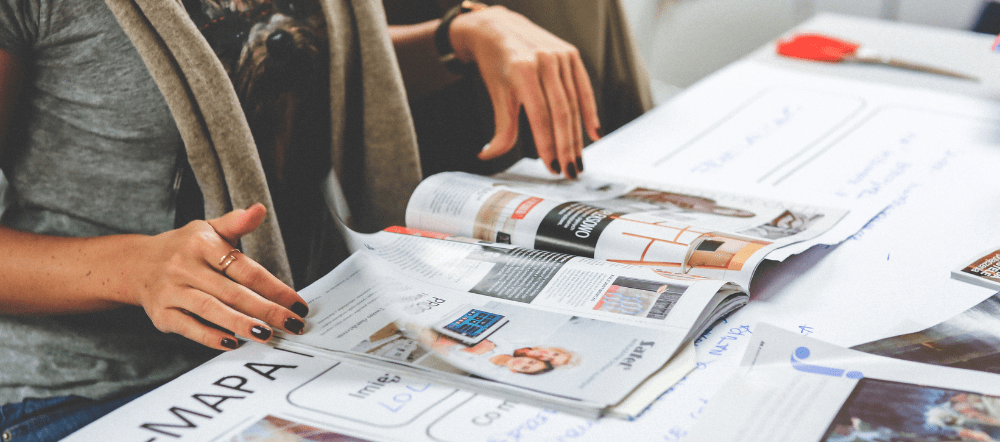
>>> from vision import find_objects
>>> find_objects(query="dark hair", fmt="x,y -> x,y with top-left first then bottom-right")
522,359 -> 554,375
513,347 -> 532,358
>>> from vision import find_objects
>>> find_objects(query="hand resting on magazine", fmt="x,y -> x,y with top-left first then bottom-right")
0,202 -> 309,351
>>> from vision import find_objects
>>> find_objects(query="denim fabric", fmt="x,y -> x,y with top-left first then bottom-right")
0,390 -> 146,442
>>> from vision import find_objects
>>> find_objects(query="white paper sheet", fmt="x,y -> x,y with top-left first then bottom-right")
72,56 -> 1000,442
687,324 -> 1000,442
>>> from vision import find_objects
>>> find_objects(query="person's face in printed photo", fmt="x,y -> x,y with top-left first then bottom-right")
517,347 -> 572,366
505,356 -> 550,374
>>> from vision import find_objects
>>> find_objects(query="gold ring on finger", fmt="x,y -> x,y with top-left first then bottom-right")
219,249 -> 240,277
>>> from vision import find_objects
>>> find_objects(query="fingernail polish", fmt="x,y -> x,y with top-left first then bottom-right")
291,302 -> 309,318
575,156 -> 584,173
596,126 -> 604,138
480,143 -> 491,153
550,159 -> 561,174
221,338 -> 239,349
284,317 -> 305,335
250,325 -> 272,340
566,162 -> 577,179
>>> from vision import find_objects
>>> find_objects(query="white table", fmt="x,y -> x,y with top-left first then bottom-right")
65,13 -> 1000,442
749,13 -> 1000,99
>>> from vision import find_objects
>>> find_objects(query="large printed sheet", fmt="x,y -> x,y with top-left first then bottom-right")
71,58 -> 1000,441
687,324 -> 1000,442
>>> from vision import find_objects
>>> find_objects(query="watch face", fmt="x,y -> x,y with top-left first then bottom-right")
443,309 -> 505,338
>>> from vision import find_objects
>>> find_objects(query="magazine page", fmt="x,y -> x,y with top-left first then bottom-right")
278,249 -> 698,413
853,293 -> 1000,372
687,323 -> 1000,442
405,171 -> 847,287
497,158 -> 876,262
63,340 -> 693,442
951,248 -> 1000,291
355,230 -> 743,334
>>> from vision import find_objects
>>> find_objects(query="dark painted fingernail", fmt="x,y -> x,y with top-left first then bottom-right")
550,159 -> 561,174
284,317 -> 305,335
575,156 -> 584,173
291,302 -> 309,317
566,162 -> 577,179
250,325 -> 272,340
221,338 -> 239,349
596,126 -> 604,138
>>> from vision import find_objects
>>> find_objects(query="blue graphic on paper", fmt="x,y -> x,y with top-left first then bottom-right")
790,346 -> 863,379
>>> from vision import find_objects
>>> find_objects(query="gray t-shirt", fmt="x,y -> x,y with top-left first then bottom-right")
0,0 -> 216,403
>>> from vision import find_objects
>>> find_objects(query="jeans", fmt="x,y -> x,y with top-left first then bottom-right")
0,390 -> 146,442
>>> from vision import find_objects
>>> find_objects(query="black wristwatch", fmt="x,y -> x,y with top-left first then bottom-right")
434,1 -> 487,75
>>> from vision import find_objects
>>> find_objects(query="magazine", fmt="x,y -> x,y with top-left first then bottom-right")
952,248 -> 1000,291
250,170 -> 849,418
853,293 -> 1000,373
686,323 -> 1000,442
402,170 -> 848,288
272,244 -> 715,418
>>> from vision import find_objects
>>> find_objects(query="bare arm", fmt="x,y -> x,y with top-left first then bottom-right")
388,6 -> 601,179
388,20 -> 462,101
0,49 -> 308,351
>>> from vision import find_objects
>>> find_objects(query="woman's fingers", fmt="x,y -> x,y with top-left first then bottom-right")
205,203 -> 310,318
155,308 -> 242,351
453,6 -> 600,179
571,55 -> 602,144
515,48 -> 584,178
558,51 -> 584,174
511,59 -> 557,174
151,264 -> 305,351
174,276 -> 283,342
138,204 -> 311,351
535,51 -> 576,179
208,247 -> 308,320
196,253 -> 307,336
479,83 -> 521,161
207,203 -> 267,247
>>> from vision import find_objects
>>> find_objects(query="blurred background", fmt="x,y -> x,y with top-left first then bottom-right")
1,1 -> 998,205
620,0 -> 1000,103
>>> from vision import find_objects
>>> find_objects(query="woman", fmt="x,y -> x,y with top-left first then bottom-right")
0,0 -> 619,440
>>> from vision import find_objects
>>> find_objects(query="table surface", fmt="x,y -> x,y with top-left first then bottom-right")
62,12 -> 1000,442
746,13 -> 1000,99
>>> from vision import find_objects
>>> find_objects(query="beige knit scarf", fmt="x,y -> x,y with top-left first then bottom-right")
102,0 -> 422,286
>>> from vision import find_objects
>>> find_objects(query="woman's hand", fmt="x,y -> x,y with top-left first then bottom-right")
0,202 -> 307,351
450,6 -> 601,179
133,203 -> 309,351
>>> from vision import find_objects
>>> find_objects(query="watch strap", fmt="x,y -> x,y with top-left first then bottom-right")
434,1 -> 485,75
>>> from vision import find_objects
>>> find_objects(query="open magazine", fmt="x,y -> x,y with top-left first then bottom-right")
687,324 -> 1000,442
952,247 -> 1000,291
276,245 -> 710,418
403,170 -> 847,288
263,170 -> 849,418
853,293 -> 1000,373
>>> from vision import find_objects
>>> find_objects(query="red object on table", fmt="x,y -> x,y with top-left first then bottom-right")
776,33 -> 860,62
775,32 -> 978,81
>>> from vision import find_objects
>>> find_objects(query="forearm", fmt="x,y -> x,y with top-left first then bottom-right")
389,20 -> 463,100
0,225 -> 147,314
